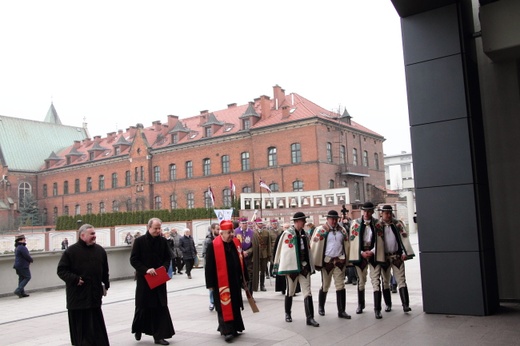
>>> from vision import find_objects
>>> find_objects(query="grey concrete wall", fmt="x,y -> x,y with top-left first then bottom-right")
0,246 -> 134,297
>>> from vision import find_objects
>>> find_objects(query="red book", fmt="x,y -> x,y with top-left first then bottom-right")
144,266 -> 171,289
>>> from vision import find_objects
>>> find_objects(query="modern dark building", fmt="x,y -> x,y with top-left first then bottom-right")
391,0 -> 520,314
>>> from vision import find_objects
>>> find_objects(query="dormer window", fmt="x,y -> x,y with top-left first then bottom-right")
115,146 -> 121,155
89,152 -> 95,161
205,127 -> 212,137
243,119 -> 250,130
172,133 -> 178,144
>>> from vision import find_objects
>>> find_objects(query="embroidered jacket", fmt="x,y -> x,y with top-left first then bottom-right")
375,218 -> 415,259
349,217 -> 385,265
273,226 -> 315,275
310,222 -> 350,270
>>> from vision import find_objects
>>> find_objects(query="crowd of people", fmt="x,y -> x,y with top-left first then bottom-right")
12,201 -> 414,345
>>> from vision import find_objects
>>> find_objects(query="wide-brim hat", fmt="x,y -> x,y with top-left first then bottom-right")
379,204 -> 394,212
361,202 -> 375,211
15,234 -> 25,241
326,210 -> 340,219
291,212 -> 308,221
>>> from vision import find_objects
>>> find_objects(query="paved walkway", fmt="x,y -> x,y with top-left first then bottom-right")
1,233 -> 519,345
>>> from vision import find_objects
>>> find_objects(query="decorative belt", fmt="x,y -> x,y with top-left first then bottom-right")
362,246 -> 371,251
386,252 -> 399,256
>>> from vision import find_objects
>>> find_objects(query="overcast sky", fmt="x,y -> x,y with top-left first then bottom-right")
0,1 -> 411,155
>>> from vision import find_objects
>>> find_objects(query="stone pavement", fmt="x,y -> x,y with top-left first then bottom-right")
1,233 -> 520,345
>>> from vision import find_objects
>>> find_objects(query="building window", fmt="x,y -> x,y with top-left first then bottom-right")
268,147 -> 277,167
170,194 -> 177,209
134,167 -> 138,182
112,173 -> 118,188
126,199 -> 132,212
340,145 -> 346,165
242,118 -> 250,130
86,177 -> 92,192
223,188 -> 231,207
329,179 -> 335,188
75,179 -> 80,193
135,198 -> 144,211
291,143 -> 301,164
169,164 -> 176,180
327,142 -> 333,163
221,155 -> 230,174
19,182 -> 33,206
374,153 -> 380,170
241,152 -> 250,171
269,183 -> 279,192
171,133 -> 178,144
87,203 -> 92,214
53,182 -> 58,196
115,146 -> 121,155
43,184 -> 48,198
205,127 -> 212,137
204,190 -> 213,208
140,166 -> 144,181
64,205 -> 69,216
292,180 -> 304,192
187,192 -> 194,209
53,206 -> 58,223
154,166 -> 161,182
125,171 -> 131,186
99,202 -> 105,213
89,151 -> 95,161
186,161 -> 193,178
75,204 -> 80,215
354,182 -> 361,201
63,181 -> 69,195
363,150 -> 369,167
203,158 -> 211,176
99,175 -> 105,190
352,148 -> 358,166
242,186 -> 252,193
112,200 -> 119,212
154,196 -> 162,210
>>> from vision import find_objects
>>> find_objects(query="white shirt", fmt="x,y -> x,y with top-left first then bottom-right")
384,224 -> 398,253
325,226 -> 344,258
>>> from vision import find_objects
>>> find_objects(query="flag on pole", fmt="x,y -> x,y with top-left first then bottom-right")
229,179 -> 236,199
208,186 -> 215,207
259,179 -> 271,194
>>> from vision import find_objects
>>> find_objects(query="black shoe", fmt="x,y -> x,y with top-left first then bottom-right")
14,291 -> 21,298
154,339 -> 169,345
391,284 -> 397,293
260,285 -> 266,291
135,332 -> 142,341
224,334 -> 234,342
178,271 -> 183,274
188,274 -> 192,279
20,293 -> 30,298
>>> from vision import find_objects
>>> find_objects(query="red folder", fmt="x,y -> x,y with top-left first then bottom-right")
144,266 -> 171,289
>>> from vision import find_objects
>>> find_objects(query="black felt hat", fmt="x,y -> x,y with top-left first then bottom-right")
291,212 -> 308,221
361,202 -> 375,211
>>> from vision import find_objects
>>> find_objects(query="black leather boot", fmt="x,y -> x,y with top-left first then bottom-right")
399,286 -> 412,312
336,289 -> 351,319
318,288 -> 327,316
304,296 -> 320,327
374,291 -> 383,319
285,296 -> 293,322
383,288 -> 392,312
356,289 -> 365,314
260,275 -> 266,291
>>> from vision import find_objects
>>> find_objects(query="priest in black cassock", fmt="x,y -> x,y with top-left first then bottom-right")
130,217 -> 175,345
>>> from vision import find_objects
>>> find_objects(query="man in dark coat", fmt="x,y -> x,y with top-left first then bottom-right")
205,220 -> 248,343
130,218 -> 175,345
57,224 -> 110,346
179,228 -> 197,279
13,234 -> 33,298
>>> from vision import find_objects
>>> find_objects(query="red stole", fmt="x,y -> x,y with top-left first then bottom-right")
213,236 -> 244,322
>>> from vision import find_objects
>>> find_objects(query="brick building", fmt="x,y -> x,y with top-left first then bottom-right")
1,85 -> 386,228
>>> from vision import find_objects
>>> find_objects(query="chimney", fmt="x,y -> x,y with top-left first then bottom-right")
167,115 -> 179,129
200,110 -> 209,125
260,95 -> 271,118
106,132 -> 116,143
227,103 -> 237,108
82,138 -> 92,146
128,126 -> 137,138
282,105 -> 290,118
118,129 -> 123,134
273,85 -> 286,110
73,140 -> 81,149
152,120 -> 162,131
93,135 -> 102,143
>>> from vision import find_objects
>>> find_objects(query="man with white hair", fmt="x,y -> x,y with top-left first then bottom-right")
57,224 -> 110,346
179,228 -> 197,279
